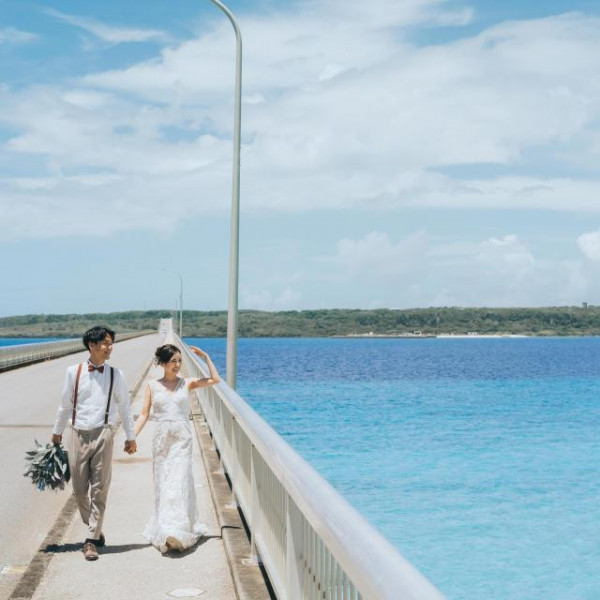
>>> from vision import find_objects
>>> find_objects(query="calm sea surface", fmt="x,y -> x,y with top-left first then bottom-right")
3,336 -> 598,599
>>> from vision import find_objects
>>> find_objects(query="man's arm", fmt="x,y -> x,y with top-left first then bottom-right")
51,368 -> 74,443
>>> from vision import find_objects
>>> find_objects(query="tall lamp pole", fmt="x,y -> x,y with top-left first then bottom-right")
207,0 -> 242,390
162,268 -> 183,338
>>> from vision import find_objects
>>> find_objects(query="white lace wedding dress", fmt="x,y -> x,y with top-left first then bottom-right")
144,378 -> 208,553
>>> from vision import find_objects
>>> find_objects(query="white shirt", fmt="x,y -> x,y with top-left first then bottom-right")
53,361 -> 135,440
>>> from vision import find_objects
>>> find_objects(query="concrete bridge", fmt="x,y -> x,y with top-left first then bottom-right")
0,320 -> 445,600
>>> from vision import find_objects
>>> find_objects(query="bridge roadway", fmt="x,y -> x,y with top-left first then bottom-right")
0,333 -> 237,600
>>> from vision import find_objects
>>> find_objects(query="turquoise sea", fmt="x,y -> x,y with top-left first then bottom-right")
3,336 -> 598,598
184,337 -> 600,600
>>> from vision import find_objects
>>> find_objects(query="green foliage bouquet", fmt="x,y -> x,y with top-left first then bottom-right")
24,440 -> 71,491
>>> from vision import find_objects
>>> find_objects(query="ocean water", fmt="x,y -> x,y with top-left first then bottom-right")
184,336 -> 600,600
0,338 -> 62,347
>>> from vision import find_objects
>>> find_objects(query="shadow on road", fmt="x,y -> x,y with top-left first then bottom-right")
43,542 -> 150,554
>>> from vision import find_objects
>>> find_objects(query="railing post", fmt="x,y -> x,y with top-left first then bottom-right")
213,399 -> 225,475
286,494 -> 305,600
227,415 -> 239,508
248,445 -> 260,565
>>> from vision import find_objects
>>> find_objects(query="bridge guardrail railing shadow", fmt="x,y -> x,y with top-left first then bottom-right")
174,329 -> 446,600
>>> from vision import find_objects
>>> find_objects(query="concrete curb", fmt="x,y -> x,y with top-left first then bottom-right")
8,498 -> 78,600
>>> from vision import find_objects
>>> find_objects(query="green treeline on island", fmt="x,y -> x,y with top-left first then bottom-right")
1,306 -> 600,337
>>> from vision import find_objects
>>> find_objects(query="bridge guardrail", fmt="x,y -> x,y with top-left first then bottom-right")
175,330 -> 446,600
0,331 -> 154,372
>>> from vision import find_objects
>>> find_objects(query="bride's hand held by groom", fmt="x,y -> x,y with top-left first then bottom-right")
124,439 -> 137,455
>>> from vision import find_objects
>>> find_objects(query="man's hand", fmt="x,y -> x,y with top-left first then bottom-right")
51,434 -> 62,445
124,440 -> 137,455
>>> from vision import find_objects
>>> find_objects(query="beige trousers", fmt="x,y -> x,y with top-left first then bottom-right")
70,425 -> 115,541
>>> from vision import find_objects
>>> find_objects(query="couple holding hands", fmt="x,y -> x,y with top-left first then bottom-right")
50,326 -> 220,561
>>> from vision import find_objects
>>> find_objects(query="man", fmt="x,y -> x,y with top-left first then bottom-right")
51,326 -> 137,561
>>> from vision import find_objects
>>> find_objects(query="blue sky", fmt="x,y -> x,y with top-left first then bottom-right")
1,0 -> 600,316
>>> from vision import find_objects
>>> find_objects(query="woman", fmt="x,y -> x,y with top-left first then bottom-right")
134,343 -> 221,554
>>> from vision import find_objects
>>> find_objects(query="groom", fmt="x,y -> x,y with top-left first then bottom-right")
51,326 -> 137,561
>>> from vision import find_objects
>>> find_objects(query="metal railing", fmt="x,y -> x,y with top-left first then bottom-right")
174,330 -> 446,600
0,331 -> 154,372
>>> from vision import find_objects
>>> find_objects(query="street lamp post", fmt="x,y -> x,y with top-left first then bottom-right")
162,268 -> 183,339
207,0 -> 242,390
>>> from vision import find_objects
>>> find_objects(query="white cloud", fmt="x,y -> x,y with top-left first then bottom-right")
0,27 -> 37,44
334,231 -> 430,283
2,85 -> 228,175
327,231 -> 589,307
0,5 -> 599,240
242,286 -> 301,311
45,9 -> 168,44
316,0 -> 473,28
577,230 -> 600,261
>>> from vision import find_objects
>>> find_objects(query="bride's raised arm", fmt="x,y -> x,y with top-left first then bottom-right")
187,347 -> 221,390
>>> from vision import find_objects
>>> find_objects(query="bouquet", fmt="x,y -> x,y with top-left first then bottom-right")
24,440 -> 71,491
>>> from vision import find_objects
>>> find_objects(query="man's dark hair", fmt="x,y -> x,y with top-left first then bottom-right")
83,326 -> 116,350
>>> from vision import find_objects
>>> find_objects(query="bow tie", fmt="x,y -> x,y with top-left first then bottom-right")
88,364 -> 105,373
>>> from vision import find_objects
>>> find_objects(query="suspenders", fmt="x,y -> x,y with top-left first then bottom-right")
71,363 -> 83,426
71,363 -> 115,427
104,367 -> 114,425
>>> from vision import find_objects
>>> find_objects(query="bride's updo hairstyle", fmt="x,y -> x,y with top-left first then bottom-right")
155,344 -> 181,365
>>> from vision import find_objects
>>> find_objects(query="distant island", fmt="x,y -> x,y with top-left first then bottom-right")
1,306 -> 599,338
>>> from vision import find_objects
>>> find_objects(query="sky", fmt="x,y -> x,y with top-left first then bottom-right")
1,0 -> 600,316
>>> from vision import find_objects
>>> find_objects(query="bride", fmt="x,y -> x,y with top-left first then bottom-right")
134,343 -> 221,554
